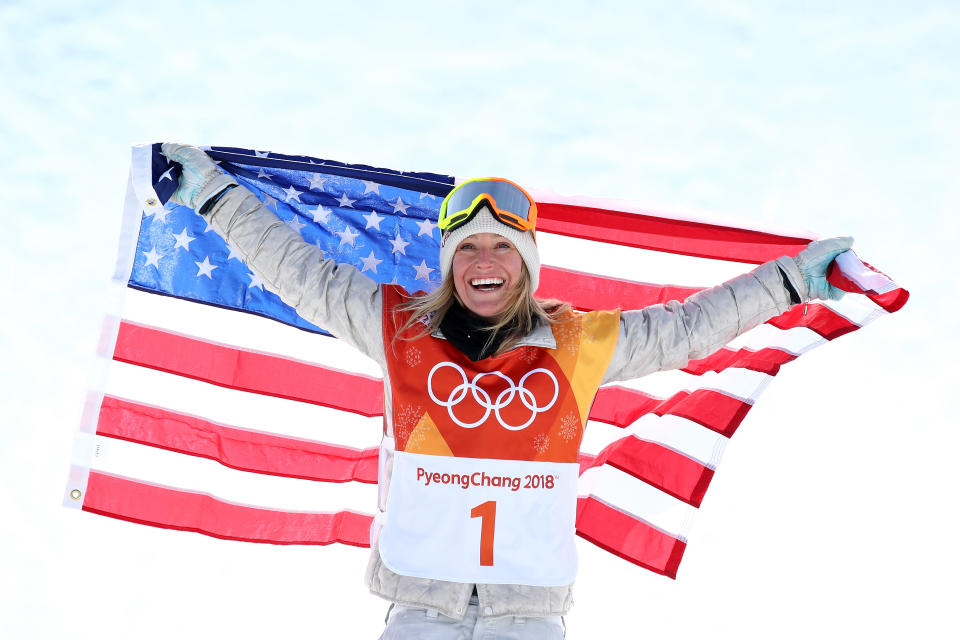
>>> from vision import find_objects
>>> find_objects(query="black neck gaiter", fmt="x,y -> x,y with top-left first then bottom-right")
439,302 -> 519,361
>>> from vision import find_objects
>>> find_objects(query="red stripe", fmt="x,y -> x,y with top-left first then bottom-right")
112,321 -> 384,414
97,395 -> 379,484
592,386 -> 751,436
868,288 -> 909,313
767,304 -> 859,340
827,256 -> 910,313
537,201 -> 811,264
84,469 -> 690,575
590,386 -> 664,428
82,471 -> 373,546
83,470 -> 692,575
683,346 -> 798,376
575,496 -> 685,579
587,437 -> 714,507
539,197 -> 908,314
114,320 -> 769,433
657,389 -> 751,437
577,452 -> 597,475
95,388 -> 724,503
96,391 -> 717,507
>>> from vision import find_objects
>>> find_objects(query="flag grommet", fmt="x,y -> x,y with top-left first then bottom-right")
70,489 -> 82,500
145,198 -> 158,207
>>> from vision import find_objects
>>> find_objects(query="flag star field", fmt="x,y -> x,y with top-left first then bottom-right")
132,145 -> 451,334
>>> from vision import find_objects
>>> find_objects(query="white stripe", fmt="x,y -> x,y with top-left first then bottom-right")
130,144 -> 166,226
90,435 -> 377,512
578,465 -> 695,541
835,250 -> 898,295
539,232 -> 751,289
104,361 -> 381,449
628,415 -> 728,470
822,294 -> 887,327
580,420 -> 625,458
581,413 -> 728,470
616,367 -> 772,404
122,288 -> 383,377
68,166 -> 152,509
725,324 -> 827,355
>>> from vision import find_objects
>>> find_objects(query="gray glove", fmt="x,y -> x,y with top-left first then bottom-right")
160,143 -> 238,212
794,236 -> 854,301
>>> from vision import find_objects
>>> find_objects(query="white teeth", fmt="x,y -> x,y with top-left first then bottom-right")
470,278 -> 504,286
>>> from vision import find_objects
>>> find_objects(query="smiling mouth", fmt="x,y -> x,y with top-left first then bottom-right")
470,277 -> 504,291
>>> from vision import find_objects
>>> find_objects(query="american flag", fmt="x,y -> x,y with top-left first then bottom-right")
63,143 -> 908,579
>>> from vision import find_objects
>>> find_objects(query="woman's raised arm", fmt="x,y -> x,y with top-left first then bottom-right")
603,237 -> 853,383
161,143 -> 386,366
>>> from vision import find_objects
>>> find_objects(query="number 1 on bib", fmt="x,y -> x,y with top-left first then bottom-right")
470,500 -> 496,566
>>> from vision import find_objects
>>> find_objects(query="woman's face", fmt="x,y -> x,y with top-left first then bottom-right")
451,232 -> 524,317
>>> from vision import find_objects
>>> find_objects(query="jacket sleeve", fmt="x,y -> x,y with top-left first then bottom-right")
204,185 -> 386,368
603,257 -> 804,383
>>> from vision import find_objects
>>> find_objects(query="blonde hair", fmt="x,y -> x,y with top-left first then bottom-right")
394,263 -> 572,357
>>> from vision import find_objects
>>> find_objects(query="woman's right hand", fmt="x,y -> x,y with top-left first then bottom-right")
160,143 -> 237,211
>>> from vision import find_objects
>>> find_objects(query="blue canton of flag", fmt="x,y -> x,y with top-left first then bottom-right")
130,145 -> 456,334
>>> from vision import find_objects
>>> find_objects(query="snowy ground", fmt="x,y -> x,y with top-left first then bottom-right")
1,2 -> 957,638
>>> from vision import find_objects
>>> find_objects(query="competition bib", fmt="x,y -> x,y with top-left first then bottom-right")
378,450 -> 580,586
376,285 -> 621,586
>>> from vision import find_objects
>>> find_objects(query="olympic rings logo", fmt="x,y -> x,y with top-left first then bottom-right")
427,362 -> 559,431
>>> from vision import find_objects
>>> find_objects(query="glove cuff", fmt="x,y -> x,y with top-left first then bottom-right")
779,255 -> 810,301
195,173 -> 239,213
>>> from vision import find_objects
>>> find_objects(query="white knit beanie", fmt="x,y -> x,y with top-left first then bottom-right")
439,205 -> 541,291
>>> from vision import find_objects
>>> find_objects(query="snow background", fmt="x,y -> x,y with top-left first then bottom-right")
1,1 -> 957,638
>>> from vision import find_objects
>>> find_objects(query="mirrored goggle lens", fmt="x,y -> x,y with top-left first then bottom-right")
443,180 -> 532,222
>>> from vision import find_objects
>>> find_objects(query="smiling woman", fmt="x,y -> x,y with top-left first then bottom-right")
159,144 -> 853,640
389,179 -> 582,363
392,178 -> 577,362
453,232 -> 523,317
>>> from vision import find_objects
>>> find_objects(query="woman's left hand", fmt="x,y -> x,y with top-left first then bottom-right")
794,236 -> 854,301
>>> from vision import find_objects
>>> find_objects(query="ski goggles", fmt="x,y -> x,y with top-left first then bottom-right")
438,178 -> 538,236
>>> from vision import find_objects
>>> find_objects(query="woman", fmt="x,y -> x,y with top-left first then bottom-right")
162,144 -> 851,639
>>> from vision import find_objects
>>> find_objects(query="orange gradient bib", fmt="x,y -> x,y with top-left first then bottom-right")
378,285 -> 619,584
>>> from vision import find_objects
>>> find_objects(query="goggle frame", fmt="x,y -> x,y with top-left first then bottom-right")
438,178 -> 538,237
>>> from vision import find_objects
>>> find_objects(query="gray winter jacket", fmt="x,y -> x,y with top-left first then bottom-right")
204,186 -> 808,620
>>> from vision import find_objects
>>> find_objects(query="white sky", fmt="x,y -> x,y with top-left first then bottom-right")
2,1 -> 958,638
